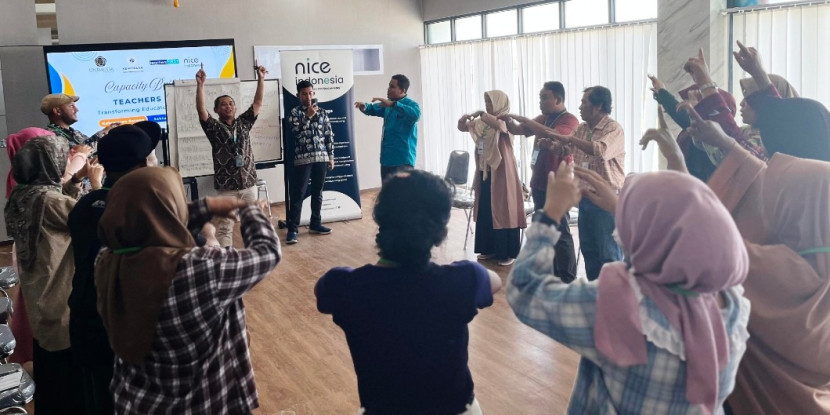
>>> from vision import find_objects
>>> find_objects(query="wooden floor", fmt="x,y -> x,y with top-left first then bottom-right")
242,189 -> 580,414
0,188 -> 582,414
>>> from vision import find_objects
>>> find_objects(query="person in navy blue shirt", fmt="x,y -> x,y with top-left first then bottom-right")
316,170 -> 500,415
354,74 -> 421,181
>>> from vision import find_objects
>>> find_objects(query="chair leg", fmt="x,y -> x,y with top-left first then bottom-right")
463,209 -> 473,250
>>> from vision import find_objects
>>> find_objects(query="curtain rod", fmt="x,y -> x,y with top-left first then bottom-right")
420,19 -> 656,49
723,0 -> 830,15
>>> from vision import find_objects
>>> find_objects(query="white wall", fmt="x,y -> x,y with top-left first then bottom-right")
423,0 -> 540,21
55,0 -> 425,196
0,2 -> 38,46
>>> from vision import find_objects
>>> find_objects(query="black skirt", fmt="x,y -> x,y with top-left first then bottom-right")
474,173 -> 521,260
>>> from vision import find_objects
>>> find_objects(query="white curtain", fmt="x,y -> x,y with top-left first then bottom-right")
419,22 -> 659,183
731,4 -> 830,106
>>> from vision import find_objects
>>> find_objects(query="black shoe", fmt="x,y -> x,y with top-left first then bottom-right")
309,224 -> 332,235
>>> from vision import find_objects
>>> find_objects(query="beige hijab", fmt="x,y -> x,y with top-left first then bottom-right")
469,90 -> 511,180
709,148 -> 830,414
740,73 -> 799,98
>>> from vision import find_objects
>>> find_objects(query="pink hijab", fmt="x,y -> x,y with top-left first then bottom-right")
6,128 -> 55,199
594,171 -> 748,414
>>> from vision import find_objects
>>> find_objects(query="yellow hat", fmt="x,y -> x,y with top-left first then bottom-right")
40,93 -> 79,115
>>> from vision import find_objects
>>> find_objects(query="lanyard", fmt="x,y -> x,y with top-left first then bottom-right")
220,121 -> 238,145
798,247 -> 830,256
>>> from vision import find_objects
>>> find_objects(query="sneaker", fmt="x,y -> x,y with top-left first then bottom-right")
497,258 -> 516,267
286,231 -> 298,244
309,224 -> 332,235
477,254 -> 494,261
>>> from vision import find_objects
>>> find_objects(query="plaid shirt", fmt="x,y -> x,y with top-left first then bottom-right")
507,223 -> 750,415
110,200 -> 281,414
571,115 -> 626,191
200,106 -> 259,191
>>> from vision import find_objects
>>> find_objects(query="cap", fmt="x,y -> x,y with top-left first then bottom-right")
40,94 -> 79,115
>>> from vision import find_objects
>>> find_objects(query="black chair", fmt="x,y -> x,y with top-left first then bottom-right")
444,151 -> 476,249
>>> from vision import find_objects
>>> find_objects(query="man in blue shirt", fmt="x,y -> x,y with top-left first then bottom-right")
354,74 -> 421,181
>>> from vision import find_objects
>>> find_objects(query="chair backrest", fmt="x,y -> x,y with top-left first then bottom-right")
444,150 -> 470,186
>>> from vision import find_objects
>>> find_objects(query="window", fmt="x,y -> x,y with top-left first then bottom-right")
615,0 -> 658,22
486,9 -> 518,38
427,20 -> 451,44
522,3 -> 560,33
455,15 -> 483,41
565,0 -> 609,28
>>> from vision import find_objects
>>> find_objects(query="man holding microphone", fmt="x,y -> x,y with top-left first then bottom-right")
285,80 -> 335,244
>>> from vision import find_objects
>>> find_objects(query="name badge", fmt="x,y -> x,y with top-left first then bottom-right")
477,139 -> 485,155
531,149 -> 539,166
234,154 -> 245,168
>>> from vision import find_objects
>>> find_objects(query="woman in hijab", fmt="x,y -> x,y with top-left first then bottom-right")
508,162 -> 750,415
4,134 -> 85,414
684,105 -> 830,414
647,74 -> 737,181
95,167 -> 280,414
733,41 -> 830,161
457,90 -> 526,266
6,127 -> 98,199
4,128 -> 101,368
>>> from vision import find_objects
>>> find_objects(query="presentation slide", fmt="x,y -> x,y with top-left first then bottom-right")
44,39 -> 236,136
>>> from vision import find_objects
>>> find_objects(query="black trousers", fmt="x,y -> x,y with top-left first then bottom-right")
288,162 -> 328,232
79,361 -> 114,415
33,341 -> 84,415
380,164 -> 413,182
532,189 -> 577,283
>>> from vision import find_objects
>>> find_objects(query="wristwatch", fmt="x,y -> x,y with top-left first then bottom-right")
532,209 -> 559,227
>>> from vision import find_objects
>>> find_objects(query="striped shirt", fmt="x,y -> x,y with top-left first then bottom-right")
110,201 -> 281,414
571,115 -> 626,191
507,223 -> 750,415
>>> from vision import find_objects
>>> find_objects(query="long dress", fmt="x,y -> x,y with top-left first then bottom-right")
473,131 -> 526,260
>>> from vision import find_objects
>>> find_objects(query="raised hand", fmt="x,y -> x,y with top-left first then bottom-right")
196,63 -> 207,85
72,144 -> 94,156
679,102 -> 735,151
733,41 -> 765,76
543,161 -> 581,221
647,74 -> 665,93
683,48 -> 712,87
574,166 -> 617,213
640,107 -> 676,150
255,59 -> 268,80
372,97 -> 394,108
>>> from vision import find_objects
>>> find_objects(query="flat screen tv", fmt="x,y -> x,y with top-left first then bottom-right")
44,39 -> 237,135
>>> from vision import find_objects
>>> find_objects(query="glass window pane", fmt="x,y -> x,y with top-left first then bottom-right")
455,15 -> 483,41
615,0 -> 657,22
522,3 -> 560,33
565,0 -> 609,28
486,9 -> 518,38
427,20 -> 451,44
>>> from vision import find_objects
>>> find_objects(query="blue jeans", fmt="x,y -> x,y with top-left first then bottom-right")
578,198 -> 623,280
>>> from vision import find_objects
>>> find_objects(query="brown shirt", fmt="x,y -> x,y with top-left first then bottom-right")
199,106 -> 258,190
571,115 -> 626,191
17,191 -> 77,351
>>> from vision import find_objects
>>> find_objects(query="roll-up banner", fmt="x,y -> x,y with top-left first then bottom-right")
280,49 -> 362,224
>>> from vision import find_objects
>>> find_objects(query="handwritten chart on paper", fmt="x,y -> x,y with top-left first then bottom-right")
165,78 -> 282,178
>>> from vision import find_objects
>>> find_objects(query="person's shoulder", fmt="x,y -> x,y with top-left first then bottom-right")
436,260 -> 487,278
71,189 -> 108,213
321,266 -> 358,281
561,112 -> 580,123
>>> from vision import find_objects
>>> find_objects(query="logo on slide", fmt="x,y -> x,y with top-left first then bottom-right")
150,59 -> 180,66
90,56 -> 114,73
183,57 -> 200,68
